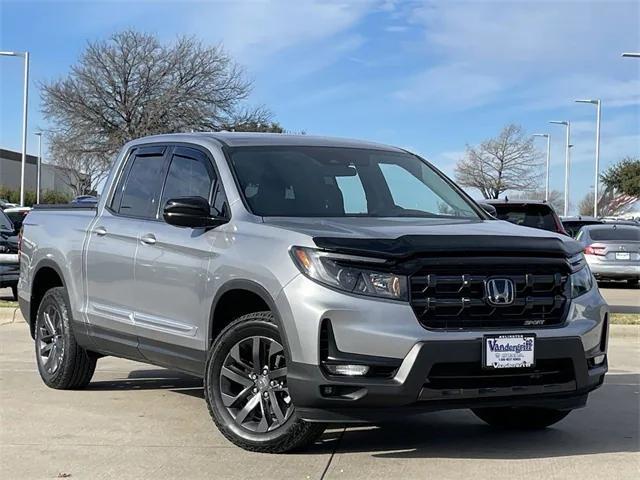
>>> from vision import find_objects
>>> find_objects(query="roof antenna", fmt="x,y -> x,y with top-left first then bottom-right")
505,195 -> 509,202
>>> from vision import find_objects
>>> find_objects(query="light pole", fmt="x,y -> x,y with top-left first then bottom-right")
532,134 -> 551,202
550,121 -> 571,216
575,99 -> 602,217
34,132 -> 42,204
621,52 -> 640,58
0,51 -> 30,206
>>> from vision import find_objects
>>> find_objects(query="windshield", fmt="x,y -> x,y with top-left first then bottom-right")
228,146 -> 481,218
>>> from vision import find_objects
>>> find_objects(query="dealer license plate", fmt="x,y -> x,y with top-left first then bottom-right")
484,334 -> 535,369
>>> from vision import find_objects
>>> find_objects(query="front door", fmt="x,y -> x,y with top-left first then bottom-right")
132,146 -> 221,373
84,145 -> 169,359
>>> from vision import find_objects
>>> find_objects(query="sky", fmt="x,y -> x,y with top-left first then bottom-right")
1,0 -> 639,212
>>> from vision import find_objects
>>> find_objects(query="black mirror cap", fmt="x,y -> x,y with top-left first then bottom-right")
163,196 -> 227,228
478,202 -> 497,217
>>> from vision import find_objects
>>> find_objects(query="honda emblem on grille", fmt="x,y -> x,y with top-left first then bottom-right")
485,278 -> 515,305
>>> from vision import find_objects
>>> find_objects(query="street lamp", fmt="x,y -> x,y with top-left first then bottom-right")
549,120 -> 571,217
0,51 -> 30,206
34,132 -> 42,204
621,52 -> 640,58
575,99 -> 602,217
532,133 -> 551,202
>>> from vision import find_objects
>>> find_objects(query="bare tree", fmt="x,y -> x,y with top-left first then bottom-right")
49,135 -> 109,196
41,30 -> 274,184
455,124 -> 542,199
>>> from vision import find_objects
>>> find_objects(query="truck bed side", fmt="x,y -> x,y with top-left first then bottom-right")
19,206 -> 98,333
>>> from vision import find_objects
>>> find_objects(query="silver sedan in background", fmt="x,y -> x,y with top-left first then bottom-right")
577,224 -> 640,286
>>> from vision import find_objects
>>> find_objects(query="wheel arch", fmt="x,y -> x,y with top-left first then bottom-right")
208,280 -> 291,358
28,259 -> 66,338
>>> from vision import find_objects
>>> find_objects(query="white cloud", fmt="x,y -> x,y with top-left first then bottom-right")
188,0 -> 377,69
393,63 -> 505,109
396,0 -> 640,111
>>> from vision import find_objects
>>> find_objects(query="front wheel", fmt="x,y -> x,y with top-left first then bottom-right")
204,311 -> 325,453
472,407 -> 571,429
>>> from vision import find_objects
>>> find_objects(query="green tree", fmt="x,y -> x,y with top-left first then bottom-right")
601,157 -> 640,196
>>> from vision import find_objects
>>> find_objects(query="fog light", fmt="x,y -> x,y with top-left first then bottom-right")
325,364 -> 370,376
593,355 -> 606,365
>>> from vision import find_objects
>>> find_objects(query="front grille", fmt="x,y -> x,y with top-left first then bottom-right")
425,359 -> 575,390
410,261 -> 570,329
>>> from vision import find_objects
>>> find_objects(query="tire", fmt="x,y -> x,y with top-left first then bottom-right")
472,407 -> 571,429
204,311 -> 326,453
11,284 -> 17,300
34,287 -> 97,389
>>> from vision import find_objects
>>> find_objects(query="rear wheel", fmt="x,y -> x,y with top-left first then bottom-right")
204,311 -> 326,453
472,407 -> 571,429
35,287 -> 97,389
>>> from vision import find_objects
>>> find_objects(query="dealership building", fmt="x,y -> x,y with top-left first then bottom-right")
0,148 -> 81,196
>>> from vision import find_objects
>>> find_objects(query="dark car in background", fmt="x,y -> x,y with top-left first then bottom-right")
561,216 -> 604,238
2,206 -> 31,233
577,224 -> 640,286
484,199 -> 567,235
0,209 -> 19,299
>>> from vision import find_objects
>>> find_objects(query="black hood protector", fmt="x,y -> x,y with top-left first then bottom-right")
313,234 -> 583,260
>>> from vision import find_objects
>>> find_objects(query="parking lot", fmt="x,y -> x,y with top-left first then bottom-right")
0,308 -> 638,479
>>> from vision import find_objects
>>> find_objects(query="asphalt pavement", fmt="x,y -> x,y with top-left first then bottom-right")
1,317 -> 638,480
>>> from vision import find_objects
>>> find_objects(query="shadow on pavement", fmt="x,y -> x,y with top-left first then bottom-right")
84,369 -> 638,460
87,368 -> 204,396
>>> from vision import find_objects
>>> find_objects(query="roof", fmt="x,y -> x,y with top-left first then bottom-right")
133,132 -> 406,152
0,148 -> 38,166
484,198 -> 548,206
560,216 -> 601,222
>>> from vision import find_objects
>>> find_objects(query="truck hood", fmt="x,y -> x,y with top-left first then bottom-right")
263,217 -> 582,258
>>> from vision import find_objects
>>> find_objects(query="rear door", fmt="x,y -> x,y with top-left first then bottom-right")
84,145 -> 169,358
132,145 -> 223,373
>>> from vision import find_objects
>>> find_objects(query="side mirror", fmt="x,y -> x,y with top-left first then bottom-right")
163,196 -> 227,228
478,202 -> 497,217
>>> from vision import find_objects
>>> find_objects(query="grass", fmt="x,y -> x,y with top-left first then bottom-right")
610,313 -> 640,325
0,300 -> 18,308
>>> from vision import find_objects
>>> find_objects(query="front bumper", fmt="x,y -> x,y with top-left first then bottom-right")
278,275 -> 609,423
289,335 -> 607,423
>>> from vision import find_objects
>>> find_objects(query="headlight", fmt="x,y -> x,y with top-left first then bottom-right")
570,265 -> 594,298
290,246 -> 408,300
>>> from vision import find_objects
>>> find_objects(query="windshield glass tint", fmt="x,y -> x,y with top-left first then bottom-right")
589,226 -> 640,241
228,146 -> 480,218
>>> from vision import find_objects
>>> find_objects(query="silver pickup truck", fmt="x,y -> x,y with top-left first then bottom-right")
19,132 -> 609,453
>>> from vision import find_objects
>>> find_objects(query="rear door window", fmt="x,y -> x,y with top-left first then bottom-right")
113,146 -> 168,219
